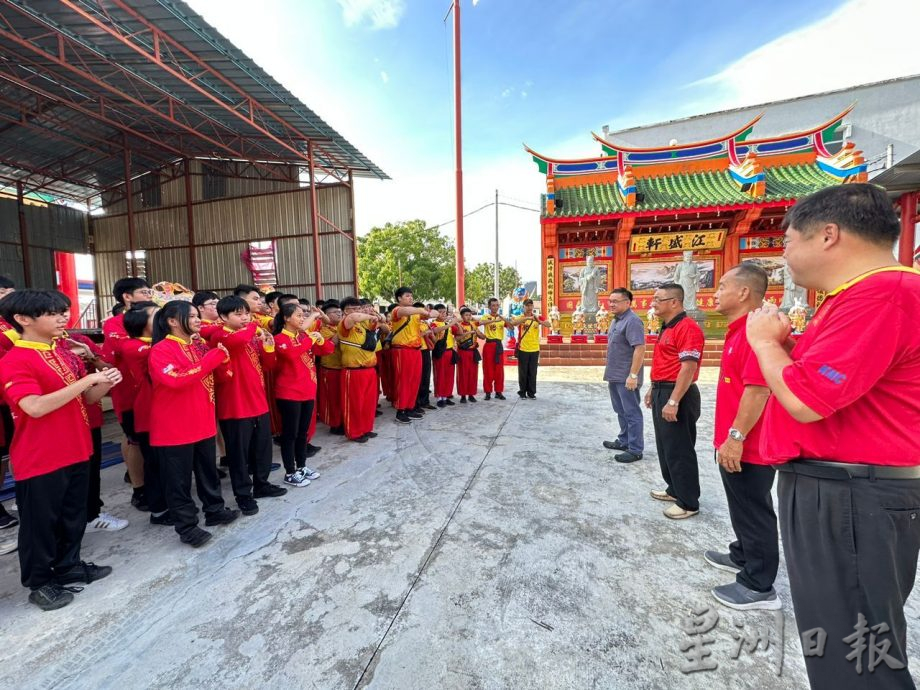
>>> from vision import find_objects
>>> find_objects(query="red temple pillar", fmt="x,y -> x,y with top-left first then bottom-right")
899,191 -> 918,267
542,222 -> 558,306
613,217 -> 634,291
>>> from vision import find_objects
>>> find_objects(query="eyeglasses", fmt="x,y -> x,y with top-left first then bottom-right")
609,298 -> 629,304
651,297 -> 678,303
203,301 -> 218,307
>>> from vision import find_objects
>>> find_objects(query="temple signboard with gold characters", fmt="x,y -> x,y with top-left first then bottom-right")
526,107 -> 868,336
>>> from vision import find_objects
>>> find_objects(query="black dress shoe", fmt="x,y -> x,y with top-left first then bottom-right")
484,393 -> 491,400
254,484 -> 287,498
180,527 -> 212,548
444,399 -> 456,406
351,435 -> 369,443
55,561 -> 113,585
205,507 -> 240,526
437,400 -> 446,408
527,393 -> 536,399
517,391 -> 526,399
364,431 -> 378,438
305,444 -> 321,458
423,404 -> 437,410
495,393 -> 506,400
150,512 -> 176,526
615,451 -> 643,464
468,395 -> 477,403
603,440 -> 627,451
407,410 -> 424,419
459,396 -> 467,403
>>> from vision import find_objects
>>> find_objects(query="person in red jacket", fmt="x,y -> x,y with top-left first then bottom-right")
121,302 -> 172,527
272,302 -> 333,487
0,290 -> 121,610
149,300 -> 238,548
210,296 -> 287,513
102,277 -> 152,511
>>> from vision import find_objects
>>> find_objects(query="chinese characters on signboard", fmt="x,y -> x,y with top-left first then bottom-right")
630,230 -> 725,254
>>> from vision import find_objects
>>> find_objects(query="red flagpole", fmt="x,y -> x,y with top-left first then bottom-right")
453,0 -> 465,306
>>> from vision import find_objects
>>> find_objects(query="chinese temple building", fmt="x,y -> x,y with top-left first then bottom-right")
526,108 -> 868,338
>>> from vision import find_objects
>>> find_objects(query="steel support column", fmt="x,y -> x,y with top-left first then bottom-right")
184,158 -> 198,290
308,142 -> 323,299
899,191 -> 918,266
123,134 -> 137,277
348,169 -> 358,294
16,181 -> 31,287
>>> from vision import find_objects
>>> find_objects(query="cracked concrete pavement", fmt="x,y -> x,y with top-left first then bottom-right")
1,366 -> 917,689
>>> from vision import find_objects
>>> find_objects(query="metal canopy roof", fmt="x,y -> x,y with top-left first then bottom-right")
0,0 -> 387,203
871,146 -> 920,195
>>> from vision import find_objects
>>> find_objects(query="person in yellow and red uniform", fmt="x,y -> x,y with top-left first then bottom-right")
475,297 -> 507,400
415,302 -> 437,411
430,304 -> 458,407
317,301 -> 345,435
451,307 -> 484,403
389,287 -> 439,425
338,297 -> 384,442
0,290 -> 121,611
747,184 -> 920,689
506,299 -> 548,400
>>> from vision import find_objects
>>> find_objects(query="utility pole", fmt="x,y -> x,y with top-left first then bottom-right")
493,188 -> 500,299
452,0 -> 465,306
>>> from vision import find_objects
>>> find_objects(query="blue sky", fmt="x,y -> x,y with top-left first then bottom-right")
186,0 -> 920,284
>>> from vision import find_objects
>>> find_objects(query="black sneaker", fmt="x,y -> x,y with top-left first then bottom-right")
527,393 -> 536,399
0,506 -> 18,530
305,444 -> 321,458
237,496 -> 259,516
407,410 -> 423,419
204,507 -> 240,526
131,492 -> 149,512
436,400 -> 446,408
517,391 -> 526,399
330,426 -> 345,436
254,484 -> 288,498
444,399 -> 456,406
180,527 -> 212,548
468,395 -> 477,403
603,440 -> 627,451
395,411 -> 411,425
270,463 -> 281,472
351,435 -> 369,444
615,451 -> 643,464
149,512 -> 176,526
412,406 -> 425,415
29,583 -> 76,611
484,393 -> 492,400
363,431 -> 378,439
459,396 -> 467,403
495,393 -> 506,400
55,561 -> 113,585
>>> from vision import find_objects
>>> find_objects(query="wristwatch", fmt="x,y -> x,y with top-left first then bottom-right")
666,399 -> 678,407
728,427 -> 746,442
629,373 -> 638,380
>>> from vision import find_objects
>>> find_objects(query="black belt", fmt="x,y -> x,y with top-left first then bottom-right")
776,459 -> 920,481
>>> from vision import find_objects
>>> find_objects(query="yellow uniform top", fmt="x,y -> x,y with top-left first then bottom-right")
338,321 -> 377,368
254,313 -> 274,330
479,315 -> 504,340
319,325 -> 342,369
389,308 -> 422,348
419,321 -> 430,351
454,322 -> 478,349
434,320 -> 454,349
517,316 -> 544,353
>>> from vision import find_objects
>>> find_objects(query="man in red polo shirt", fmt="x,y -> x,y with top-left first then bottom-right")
644,282 -> 705,519
748,184 -> 920,689
705,262 -> 779,611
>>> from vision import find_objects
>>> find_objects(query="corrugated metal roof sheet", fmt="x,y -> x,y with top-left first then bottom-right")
0,0 -> 386,203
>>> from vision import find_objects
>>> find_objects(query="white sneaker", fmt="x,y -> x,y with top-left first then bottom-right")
284,470 -> 312,487
86,512 -> 129,532
0,534 -> 18,555
303,467 -> 320,481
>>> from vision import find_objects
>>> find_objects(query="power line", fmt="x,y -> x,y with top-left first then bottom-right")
427,199 -> 538,232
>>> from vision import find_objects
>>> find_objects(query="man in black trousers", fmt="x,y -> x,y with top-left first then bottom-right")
706,262 -> 779,611
644,282 -> 704,519
748,184 -> 920,689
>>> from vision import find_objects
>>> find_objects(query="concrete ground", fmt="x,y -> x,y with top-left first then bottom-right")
1,366 -> 918,689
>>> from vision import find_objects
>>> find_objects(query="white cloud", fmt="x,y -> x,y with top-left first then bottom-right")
501,87 -> 512,98
380,70 -> 389,84
336,0 -> 406,30
520,90 -> 528,99
472,0 -> 481,6
691,0 -> 920,108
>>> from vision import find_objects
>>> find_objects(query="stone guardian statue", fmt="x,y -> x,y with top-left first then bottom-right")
672,251 -> 700,312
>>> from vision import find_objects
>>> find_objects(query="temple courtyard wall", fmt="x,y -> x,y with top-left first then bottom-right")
1,367 -> 917,689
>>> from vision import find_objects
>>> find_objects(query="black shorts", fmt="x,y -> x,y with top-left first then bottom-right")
119,410 -> 141,445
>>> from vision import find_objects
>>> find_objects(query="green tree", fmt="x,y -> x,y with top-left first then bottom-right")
464,262 -> 522,306
357,220 -> 456,302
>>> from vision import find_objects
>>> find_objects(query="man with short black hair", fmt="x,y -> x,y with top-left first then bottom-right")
507,299 -> 547,399
389,287 -> 438,424
645,282 -> 704,519
748,183 -> 920,687
705,262 -> 779,611
602,288 -> 645,463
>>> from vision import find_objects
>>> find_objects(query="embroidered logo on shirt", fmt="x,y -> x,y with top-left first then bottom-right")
818,364 -> 847,385
162,364 -> 175,374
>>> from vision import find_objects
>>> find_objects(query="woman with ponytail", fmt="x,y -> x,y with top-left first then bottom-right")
148,300 -> 237,548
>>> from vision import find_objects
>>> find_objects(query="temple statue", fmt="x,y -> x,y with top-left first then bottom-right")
576,255 -> 602,315
548,304 -> 561,335
781,265 -> 807,310
571,302 -> 586,335
672,251 -> 699,312
595,304 -> 611,334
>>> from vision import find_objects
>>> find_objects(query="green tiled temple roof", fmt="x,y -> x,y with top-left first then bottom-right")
543,164 -> 839,218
